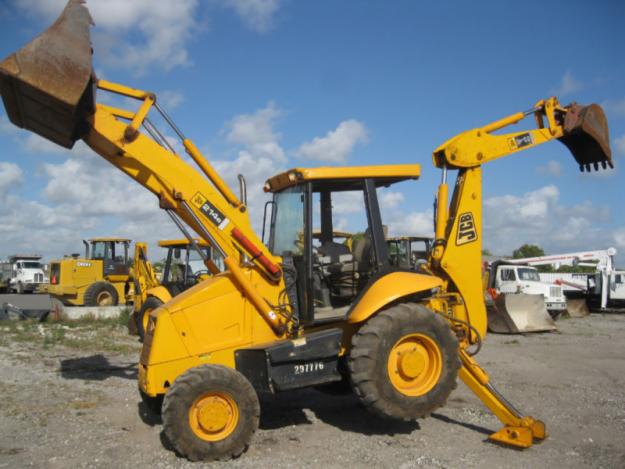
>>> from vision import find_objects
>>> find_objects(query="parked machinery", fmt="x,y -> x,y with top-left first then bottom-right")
512,247 -> 625,310
387,236 -> 432,270
0,0 -> 613,460
483,261 -> 559,333
0,254 -> 47,293
47,238 -> 132,306
131,239 -> 218,340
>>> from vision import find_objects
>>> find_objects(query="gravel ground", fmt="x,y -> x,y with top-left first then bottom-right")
1,314 -> 624,468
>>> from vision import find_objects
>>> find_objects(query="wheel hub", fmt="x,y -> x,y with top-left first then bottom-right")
387,333 -> 443,396
189,392 -> 239,441
398,347 -> 426,378
197,396 -> 231,433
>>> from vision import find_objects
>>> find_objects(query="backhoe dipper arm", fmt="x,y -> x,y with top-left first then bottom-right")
428,97 -> 612,448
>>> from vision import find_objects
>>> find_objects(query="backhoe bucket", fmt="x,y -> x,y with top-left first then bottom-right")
0,0 -> 95,149
487,293 -> 557,334
559,103 -> 612,172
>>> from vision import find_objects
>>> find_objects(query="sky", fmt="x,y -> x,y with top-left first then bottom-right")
0,0 -> 624,266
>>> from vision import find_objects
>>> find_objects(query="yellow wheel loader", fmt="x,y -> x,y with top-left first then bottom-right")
47,238 -> 133,306
0,0 -> 613,460
131,239 -> 217,341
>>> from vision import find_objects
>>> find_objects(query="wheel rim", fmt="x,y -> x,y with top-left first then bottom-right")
387,333 -> 442,396
189,392 -> 239,441
96,290 -> 113,306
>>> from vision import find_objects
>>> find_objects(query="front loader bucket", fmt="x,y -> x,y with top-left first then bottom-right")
0,0 -> 95,149
487,293 -> 557,334
559,103 -> 612,172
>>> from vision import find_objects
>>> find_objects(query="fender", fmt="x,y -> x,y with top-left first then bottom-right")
146,285 -> 173,305
347,271 -> 442,324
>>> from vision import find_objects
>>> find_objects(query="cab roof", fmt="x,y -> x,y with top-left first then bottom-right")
264,164 -> 421,193
88,238 -> 131,243
158,239 -> 210,248
387,236 -> 433,242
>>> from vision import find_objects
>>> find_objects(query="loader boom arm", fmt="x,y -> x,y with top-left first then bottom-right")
0,0 -> 290,334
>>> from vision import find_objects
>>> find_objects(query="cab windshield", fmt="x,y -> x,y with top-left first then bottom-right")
518,268 -> 541,281
20,262 -> 41,269
269,186 -> 305,256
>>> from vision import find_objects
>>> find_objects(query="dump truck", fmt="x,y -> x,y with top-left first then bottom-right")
0,254 -> 47,293
47,238 -> 133,306
131,239 -> 218,340
0,0 -> 613,460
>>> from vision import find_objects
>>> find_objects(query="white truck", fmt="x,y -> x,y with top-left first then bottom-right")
514,248 -> 625,310
489,262 -> 567,314
0,255 -> 48,294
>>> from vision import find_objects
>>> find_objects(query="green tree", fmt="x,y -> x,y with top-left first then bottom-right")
512,244 -> 545,259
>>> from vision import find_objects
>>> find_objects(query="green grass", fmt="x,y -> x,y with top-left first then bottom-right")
0,313 -> 141,354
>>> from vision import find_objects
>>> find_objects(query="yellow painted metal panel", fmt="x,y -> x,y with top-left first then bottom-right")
347,272 -> 442,324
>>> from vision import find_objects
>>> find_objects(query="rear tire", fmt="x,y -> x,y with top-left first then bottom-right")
84,281 -> 118,306
136,296 -> 163,341
349,303 -> 460,420
162,365 -> 260,461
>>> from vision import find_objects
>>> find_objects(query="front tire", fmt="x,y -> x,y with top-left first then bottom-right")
136,296 -> 163,341
349,303 -> 460,420
162,365 -> 260,461
84,281 -> 118,306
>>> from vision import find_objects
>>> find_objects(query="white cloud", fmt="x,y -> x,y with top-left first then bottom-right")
224,103 -> 286,162
484,185 -> 612,256
553,70 -> 582,96
386,210 -> 434,238
223,0 -> 282,32
614,228 -> 625,251
15,0 -> 200,74
0,162 -> 23,199
158,90 -> 185,110
379,190 -> 405,209
536,160 -> 562,177
295,120 -> 369,163
331,192 -> 364,215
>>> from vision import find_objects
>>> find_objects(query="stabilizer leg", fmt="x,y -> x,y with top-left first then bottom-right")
458,350 -> 546,448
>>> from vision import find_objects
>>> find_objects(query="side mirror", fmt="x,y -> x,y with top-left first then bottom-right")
174,248 -> 181,260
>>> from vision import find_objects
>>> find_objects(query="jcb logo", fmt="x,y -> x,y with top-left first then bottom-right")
456,212 -> 477,246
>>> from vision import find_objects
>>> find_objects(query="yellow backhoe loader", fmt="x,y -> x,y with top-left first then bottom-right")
0,0 -> 612,461
131,239 -> 216,340
47,237 -> 133,306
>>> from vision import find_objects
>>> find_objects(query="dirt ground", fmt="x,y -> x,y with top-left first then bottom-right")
1,313 -> 624,469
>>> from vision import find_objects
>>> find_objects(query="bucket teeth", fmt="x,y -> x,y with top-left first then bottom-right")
558,103 -> 612,172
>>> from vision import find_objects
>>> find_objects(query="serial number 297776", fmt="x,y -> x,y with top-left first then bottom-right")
294,362 -> 325,375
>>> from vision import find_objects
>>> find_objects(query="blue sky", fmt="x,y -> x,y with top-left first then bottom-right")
0,0 -> 624,265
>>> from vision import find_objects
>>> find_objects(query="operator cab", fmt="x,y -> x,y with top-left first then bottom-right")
159,239 -> 218,296
86,238 -> 131,276
264,165 -> 420,325
387,236 -> 433,270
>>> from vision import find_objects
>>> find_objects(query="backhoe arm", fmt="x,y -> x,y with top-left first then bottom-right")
428,97 -> 612,448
